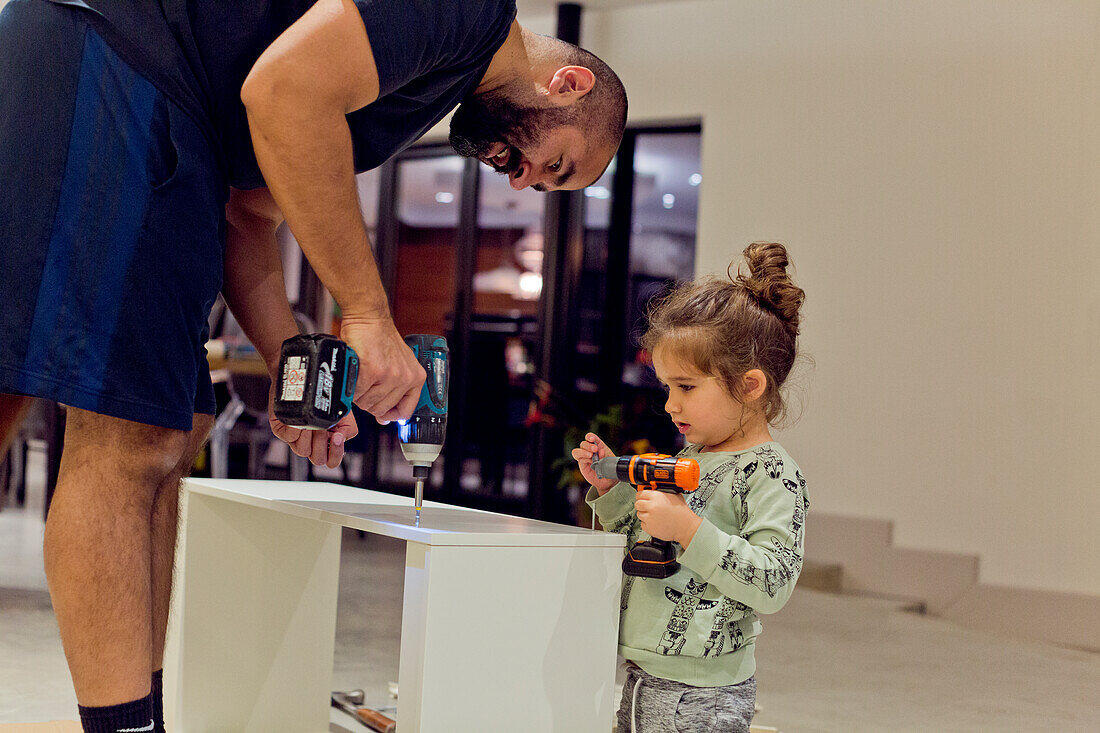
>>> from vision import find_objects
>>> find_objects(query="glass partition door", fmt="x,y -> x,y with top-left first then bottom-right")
621,130 -> 702,455
362,126 -> 701,519
458,164 -> 547,500
373,154 -> 464,493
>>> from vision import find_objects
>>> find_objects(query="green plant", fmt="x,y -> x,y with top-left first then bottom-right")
551,404 -> 623,492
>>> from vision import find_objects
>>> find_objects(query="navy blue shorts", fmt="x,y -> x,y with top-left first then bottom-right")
0,0 -> 227,431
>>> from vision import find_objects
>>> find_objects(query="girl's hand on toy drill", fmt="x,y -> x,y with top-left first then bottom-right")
571,432 -> 618,495
636,490 -> 703,547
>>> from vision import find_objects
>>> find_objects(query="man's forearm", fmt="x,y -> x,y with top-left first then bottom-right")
223,187 -> 362,467
242,35 -> 389,322
223,192 -> 300,374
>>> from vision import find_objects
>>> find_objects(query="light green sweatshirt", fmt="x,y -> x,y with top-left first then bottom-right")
587,442 -> 808,687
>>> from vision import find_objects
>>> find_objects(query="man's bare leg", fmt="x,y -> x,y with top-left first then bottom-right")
150,412 -> 214,671
43,407 -> 191,705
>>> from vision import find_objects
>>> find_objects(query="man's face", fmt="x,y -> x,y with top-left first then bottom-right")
449,87 -> 610,192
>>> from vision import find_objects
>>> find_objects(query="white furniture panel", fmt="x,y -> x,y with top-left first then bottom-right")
164,479 -> 625,732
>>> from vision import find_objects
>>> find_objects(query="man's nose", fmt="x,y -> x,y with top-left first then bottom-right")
508,162 -> 538,191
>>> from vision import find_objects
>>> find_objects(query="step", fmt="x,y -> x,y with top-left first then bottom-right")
805,513 -> 979,615
942,583 -> 1100,653
841,545 -> 979,615
797,560 -> 843,593
807,513 -> 893,561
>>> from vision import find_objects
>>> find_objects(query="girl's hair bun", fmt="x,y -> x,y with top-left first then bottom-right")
733,242 -> 805,334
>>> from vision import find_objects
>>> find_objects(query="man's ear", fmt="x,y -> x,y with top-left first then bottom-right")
546,66 -> 595,105
740,369 -> 768,403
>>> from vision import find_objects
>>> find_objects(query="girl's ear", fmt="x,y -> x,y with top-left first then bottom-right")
740,369 -> 768,403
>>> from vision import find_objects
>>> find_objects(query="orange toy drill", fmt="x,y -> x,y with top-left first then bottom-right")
593,453 -> 700,578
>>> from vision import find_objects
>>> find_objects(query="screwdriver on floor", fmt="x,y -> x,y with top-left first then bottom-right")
397,335 -> 449,526
331,690 -> 395,733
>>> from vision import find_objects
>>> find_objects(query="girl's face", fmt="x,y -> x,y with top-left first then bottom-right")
652,344 -> 768,452
652,345 -> 741,450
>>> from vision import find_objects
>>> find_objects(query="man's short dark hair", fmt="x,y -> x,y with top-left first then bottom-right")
572,45 -> 627,151
544,37 -> 627,153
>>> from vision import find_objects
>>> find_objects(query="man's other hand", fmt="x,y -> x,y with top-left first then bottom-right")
269,394 -> 359,468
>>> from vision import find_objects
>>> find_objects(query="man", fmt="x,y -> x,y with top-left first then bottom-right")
0,0 -> 626,730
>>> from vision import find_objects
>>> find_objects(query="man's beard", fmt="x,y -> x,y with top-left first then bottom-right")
449,86 -> 572,176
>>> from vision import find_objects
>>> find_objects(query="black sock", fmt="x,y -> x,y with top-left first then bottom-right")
151,669 -> 164,733
78,692 -> 154,733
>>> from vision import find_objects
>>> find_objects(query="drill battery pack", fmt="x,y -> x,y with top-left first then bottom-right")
274,334 -> 359,429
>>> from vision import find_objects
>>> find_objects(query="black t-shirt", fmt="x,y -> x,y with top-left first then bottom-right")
49,0 -> 516,189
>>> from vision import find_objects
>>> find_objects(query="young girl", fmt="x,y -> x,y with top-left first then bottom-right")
573,242 -> 809,733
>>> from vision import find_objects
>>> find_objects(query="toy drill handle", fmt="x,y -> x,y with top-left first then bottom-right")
598,453 -> 700,493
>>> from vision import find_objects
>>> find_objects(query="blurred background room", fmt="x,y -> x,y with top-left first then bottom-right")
2,1 -> 1097,730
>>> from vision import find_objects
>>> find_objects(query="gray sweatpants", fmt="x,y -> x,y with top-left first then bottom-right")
616,663 -> 756,733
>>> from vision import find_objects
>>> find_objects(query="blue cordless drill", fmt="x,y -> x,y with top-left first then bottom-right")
274,332 -> 450,525
397,335 -> 450,525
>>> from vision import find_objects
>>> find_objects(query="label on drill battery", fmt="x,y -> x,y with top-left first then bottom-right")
281,356 -> 308,402
314,347 -> 337,414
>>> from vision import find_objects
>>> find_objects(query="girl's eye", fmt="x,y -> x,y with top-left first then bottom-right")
549,157 -> 563,172
679,384 -> 695,392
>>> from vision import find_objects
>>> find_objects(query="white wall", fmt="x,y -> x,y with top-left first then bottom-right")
573,0 -> 1100,597
8,0 -> 1092,596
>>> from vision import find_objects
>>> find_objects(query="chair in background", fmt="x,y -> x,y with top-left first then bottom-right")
207,307 -> 314,481
0,397 -> 63,519
0,395 -> 32,511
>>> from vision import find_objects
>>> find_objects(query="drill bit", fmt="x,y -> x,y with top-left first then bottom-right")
409,464 -> 430,527
414,477 -> 424,527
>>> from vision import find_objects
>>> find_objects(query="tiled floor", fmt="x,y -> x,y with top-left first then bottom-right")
2,445 -> 1098,732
